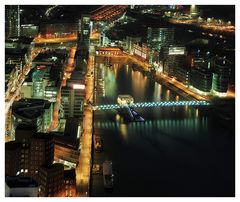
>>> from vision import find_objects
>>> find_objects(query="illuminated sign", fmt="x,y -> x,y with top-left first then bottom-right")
168,47 -> 185,55
73,84 -> 85,90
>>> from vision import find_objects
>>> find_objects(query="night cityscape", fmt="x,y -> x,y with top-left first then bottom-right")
4,4 -> 235,197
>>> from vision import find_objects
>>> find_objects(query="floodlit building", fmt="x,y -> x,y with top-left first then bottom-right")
132,43 -> 150,62
126,36 -> 141,54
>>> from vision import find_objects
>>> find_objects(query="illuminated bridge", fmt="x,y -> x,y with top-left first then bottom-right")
93,100 -> 210,111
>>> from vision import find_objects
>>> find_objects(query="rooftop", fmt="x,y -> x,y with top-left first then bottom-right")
64,169 -> 76,179
6,177 -> 38,188
5,141 -> 22,151
12,99 -> 52,119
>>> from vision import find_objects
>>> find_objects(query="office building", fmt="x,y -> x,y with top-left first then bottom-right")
78,14 -> 91,47
61,70 -> 85,118
12,99 -> 53,133
53,118 -> 81,168
5,5 -> 20,38
132,43 -> 151,62
75,14 -> 91,74
126,36 -> 141,54
39,163 -> 64,197
5,176 -> 38,197
147,27 -> 174,51
189,67 -> 213,94
64,169 -> 76,197
21,24 -> 39,38
15,128 -> 54,180
5,141 -> 21,177
61,86 -> 85,118
164,46 -> 186,77
212,58 -> 231,95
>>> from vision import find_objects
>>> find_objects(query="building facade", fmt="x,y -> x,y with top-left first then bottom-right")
147,27 -> 174,51
39,163 -> 64,197
212,58 -> 231,95
5,141 -> 21,176
5,5 -> 20,38
189,67 -> 213,94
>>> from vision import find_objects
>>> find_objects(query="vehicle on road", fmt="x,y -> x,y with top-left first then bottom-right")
103,161 -> 114,189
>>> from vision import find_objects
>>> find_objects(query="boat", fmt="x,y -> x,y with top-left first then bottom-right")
94,135 -> 103,152
102,161 -> 114,189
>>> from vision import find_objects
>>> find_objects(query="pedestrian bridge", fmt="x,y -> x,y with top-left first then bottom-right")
93,100 -> 210,111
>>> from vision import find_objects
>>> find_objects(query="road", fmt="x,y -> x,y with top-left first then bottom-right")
76,54 -> 95,196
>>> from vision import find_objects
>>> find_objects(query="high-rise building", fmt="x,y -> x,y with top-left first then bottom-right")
64,169 -> 76,197
164,46 -> 186,78
147,27 -> 174,51
61,70 -> 85,118
78,14 -> 91,48
28,133 -> 54,179
38,163 -> 64,197
189,67 -> 213,94
212,58 -> 231,95
61,86 -> 85,118
75,14 -> 91,74
15,127 -> 54,180
5,176 -> 39,197
5,5 -> 20,38
5,141 -> 21,176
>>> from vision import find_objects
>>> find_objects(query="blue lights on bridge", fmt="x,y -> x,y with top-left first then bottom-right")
93,100 -> 210,111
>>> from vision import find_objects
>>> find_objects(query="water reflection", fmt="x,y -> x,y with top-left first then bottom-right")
95,61 -> 208,145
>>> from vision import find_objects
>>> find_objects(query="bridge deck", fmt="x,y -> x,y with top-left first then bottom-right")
93,100 -> 210,111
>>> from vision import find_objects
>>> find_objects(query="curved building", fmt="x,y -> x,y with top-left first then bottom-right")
189,67 -> 213,95
212,58 -> 231,95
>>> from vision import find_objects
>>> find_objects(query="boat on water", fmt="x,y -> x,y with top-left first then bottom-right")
103,161 -> 114,189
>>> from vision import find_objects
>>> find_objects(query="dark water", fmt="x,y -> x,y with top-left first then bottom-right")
91,62 -> 235,197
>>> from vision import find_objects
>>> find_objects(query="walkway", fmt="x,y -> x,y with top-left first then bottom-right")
94,100 -> 210,111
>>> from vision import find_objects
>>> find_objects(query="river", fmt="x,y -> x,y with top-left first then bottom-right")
90,59 -> 235,197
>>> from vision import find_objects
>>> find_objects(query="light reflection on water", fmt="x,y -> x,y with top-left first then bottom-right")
95,60 -> 207,143
94,62 -> 208,144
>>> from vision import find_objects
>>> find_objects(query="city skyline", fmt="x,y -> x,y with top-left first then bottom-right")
3,3 -> 236,198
